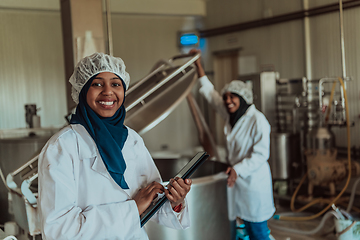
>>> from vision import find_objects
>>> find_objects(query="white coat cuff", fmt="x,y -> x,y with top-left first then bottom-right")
199,75 -> 214,89
172,200 -> 186,216
233,162 -> 249,179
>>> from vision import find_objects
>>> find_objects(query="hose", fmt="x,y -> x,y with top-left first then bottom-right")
269,211 -> 338,235
275,77 -> 351,221
346,177 -> 360,212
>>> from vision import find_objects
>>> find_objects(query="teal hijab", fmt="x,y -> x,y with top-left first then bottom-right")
70,74 -> 129,189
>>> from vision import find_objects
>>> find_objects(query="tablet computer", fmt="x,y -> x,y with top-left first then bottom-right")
140,151 -> 209,227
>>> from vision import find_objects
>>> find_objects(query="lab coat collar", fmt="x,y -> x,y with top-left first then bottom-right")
225,105 -> 256,133
71,125 -> 111,179
70,124 -> 138,183
242,104 -> 256,118
71,124 -> 98,159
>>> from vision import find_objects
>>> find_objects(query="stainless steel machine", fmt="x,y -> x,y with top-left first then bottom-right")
237,72 -> 278,129
0,128 -> 58,227
271,78 -> 307,184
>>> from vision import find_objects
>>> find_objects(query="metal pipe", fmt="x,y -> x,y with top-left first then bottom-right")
339,0 -> 347,79
104,0 -> 113,56
338,0 -> 347,122
303,0 -> 312,80
318,78 -> 346,125
199,0 -> 360,38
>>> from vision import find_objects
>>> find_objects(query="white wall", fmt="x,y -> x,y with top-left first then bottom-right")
0,9 -> 67,130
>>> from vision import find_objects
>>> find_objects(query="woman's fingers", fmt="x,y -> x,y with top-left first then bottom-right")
226,168 -> 237,187
166,177 -> 192,208
143,181 -> 164,193
184,179 -> 192,185
133,181 -> 165,215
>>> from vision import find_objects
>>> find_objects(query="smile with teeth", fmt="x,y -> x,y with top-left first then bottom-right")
227,103 -> 235,108
98,101 -> 115,106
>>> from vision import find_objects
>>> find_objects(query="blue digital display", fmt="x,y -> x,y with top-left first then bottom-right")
180,34 -> 199,46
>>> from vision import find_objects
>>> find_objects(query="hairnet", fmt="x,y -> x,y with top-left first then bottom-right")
221,80 -> 253,104
69,52 -> 130,104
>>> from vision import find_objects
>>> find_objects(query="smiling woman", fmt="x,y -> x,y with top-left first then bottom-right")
86,72 -> 125,118
37,52 -> 192,240
190,48 -> 275,240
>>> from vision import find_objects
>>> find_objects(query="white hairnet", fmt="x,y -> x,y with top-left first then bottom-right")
221,80 -> 253,104
69,52 -> 130,104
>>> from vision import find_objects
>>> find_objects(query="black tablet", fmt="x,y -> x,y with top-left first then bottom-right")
140,151 -> 209,227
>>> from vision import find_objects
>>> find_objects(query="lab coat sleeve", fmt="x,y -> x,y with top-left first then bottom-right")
198,75 -> 229,119
137,136 -> 190,229
38,136 -> 141,240
152,199 -> 190,229
232,116 -> 271,179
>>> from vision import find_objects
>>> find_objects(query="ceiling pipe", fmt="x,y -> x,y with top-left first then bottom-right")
199,0 -> 360,38
104,0 -> 113,56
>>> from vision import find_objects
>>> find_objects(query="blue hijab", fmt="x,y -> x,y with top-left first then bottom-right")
70,74 -> 129,189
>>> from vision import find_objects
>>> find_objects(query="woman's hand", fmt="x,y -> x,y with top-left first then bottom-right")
165,177 -> 192,209
226,167 -> 237,187
133,181 -> 165,215
188,49 -> 205,78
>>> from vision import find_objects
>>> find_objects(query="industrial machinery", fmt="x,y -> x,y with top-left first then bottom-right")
6,154 -> 40,236
0,128 -> 58,227
271,76 -> 360,198
304,78 -> 360,199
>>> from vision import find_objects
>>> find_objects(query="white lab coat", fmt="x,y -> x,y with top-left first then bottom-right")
38,124 -> 190,240
198,76 -> 275,222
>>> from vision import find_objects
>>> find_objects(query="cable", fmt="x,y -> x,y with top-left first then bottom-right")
346,177 -> 360,212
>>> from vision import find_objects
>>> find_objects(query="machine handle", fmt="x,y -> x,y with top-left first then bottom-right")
125,53 -> 201,111
171,53 -> 200,61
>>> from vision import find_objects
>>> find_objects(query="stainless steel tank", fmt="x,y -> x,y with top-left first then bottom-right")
145,158 -> 230,240
0,128 -> 58,224
269,132 -> 302,180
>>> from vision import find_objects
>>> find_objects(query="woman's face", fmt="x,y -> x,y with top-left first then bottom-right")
223,92 -> 240,113
86,72 -> 125,118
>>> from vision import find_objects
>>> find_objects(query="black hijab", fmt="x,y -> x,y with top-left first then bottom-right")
229,93 -> 251,128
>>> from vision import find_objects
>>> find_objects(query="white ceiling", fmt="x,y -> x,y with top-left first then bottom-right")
0,0 -> 206,16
